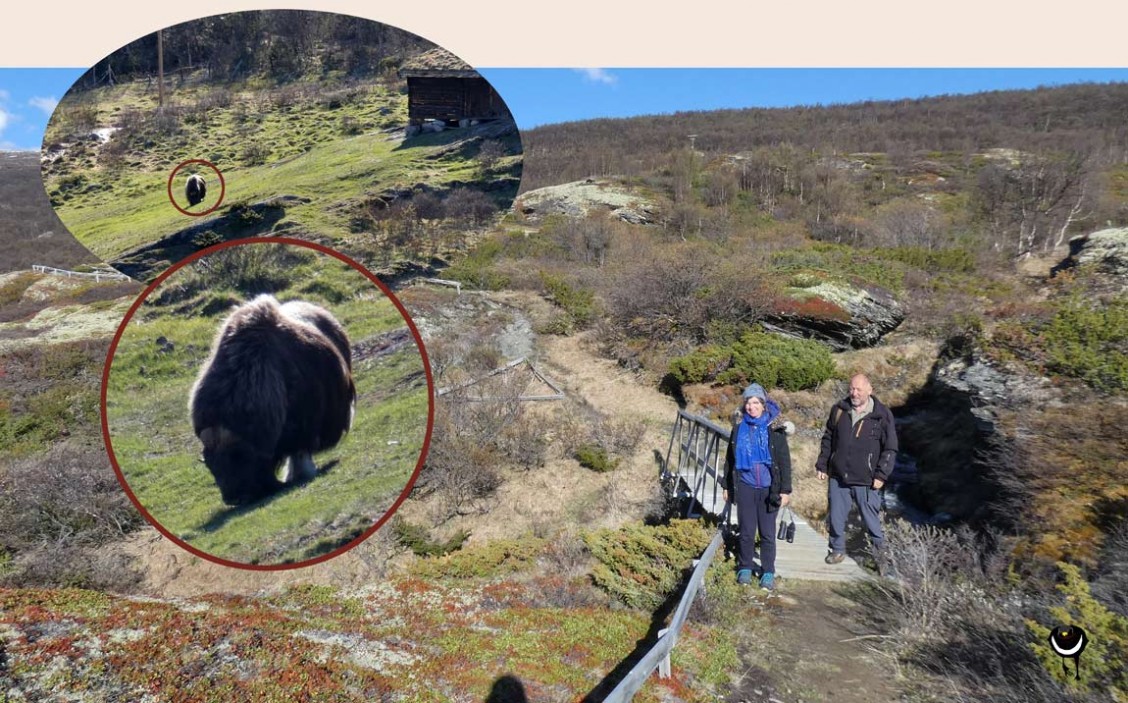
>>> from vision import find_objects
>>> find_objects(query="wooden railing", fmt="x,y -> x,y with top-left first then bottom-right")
31,265 -> 131,282
601,526 -> 725,703
663,409 -> 732,518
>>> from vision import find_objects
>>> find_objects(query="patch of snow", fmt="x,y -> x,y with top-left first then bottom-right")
92,127 -> 119,143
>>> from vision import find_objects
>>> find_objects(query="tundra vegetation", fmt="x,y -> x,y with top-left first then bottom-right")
4,82 -> 1128,701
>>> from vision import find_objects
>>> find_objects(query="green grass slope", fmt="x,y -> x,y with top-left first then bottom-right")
43,76 -> 521,276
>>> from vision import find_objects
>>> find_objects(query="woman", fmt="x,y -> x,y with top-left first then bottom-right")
722,383 -> 793,590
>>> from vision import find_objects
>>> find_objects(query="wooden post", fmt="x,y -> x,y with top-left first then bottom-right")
157,31 -> 165,108
657,628 -> 671,678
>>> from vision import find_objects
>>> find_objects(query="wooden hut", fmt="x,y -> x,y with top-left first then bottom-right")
399,47 -> 510,131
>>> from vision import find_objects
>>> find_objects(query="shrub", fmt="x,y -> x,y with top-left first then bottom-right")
669,329 -> 836,391
575,444 -> 618,473
192,230 -> 223,250
443,188 -> 498,227
0,443 -> 143,590
539,272 -> 597,331
410,536 -> 545,579
443,238 -> 510,291
1027,562 -> 1128,696
1040,294 -> 1128,393
392,517 -> 469,557
198,243 -> 312,295
583,520 -> 712,610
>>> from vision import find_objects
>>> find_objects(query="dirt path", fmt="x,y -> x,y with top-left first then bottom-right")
728,582 -> 899,703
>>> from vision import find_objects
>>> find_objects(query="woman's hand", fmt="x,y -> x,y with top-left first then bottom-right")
780,493 -> 791,507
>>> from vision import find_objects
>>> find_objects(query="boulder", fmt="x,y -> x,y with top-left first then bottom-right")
933,354 -> 1056,433
516,179 -> 658,224
761,274 -> 905,350
1062,226 -> 1128,278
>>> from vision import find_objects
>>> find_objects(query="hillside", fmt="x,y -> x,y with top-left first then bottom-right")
3,81 -> 1128,703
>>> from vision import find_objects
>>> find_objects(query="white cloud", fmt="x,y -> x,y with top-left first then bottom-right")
0,89 -> 10,101
0,108 -> 10,134
28,96 -> 58,115
574,68 -> 618,86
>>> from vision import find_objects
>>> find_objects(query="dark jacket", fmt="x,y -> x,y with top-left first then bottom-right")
815,395 -> 898,485
724,420 -> 793,512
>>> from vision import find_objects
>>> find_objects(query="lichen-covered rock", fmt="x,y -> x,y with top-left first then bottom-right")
1063,226 -> 1128,277
517,179 -> 657,224
762,274 -> 905,350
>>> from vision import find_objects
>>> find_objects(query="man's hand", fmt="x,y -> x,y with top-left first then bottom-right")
780,493 -> 791,506
873,478 -> 885,490
816,471 -> 827,481
723,489 -> 729,503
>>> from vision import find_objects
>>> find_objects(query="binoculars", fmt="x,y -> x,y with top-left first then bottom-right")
777,508 -> 795,543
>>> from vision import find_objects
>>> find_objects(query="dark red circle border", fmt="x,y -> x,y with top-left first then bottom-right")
167,159 -> 226,217
100,236 -> 435,571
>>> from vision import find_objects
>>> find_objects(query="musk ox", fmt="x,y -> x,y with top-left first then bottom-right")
185,174 -> 207,207
188,295 -> 356,506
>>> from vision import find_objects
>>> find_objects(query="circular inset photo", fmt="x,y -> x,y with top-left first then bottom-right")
40,10 -> 522,282
102,238 -> 432,568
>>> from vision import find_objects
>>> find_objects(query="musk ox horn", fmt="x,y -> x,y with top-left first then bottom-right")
188,294 -> 355,506
198,425 -> 239,451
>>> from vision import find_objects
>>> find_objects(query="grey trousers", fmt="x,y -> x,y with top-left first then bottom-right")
827,476 -> 885,554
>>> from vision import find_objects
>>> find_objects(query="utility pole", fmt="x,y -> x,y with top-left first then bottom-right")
157,30 -> 166,108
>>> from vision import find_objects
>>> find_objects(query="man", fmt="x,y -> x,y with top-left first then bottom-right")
815,374 -> 897,564
722,383 -> 792,591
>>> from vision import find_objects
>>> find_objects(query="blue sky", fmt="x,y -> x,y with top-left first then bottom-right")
0,69 -> 82,150
3,67 -> 1128,149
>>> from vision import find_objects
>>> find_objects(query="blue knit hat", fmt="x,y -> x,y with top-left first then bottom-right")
742,383 -> 767,401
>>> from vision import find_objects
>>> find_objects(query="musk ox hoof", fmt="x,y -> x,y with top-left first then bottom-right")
189,295 -> 356,506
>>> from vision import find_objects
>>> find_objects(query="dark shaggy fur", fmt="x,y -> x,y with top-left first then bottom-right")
188,295 -> 356,506
185,174 -> 207,207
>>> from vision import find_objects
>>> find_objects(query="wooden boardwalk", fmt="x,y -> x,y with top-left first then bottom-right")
667,410 -> 870,583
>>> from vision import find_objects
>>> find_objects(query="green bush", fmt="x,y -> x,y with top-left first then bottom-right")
1026,562 -> 1128,695
883,246 -> 977,273
771,243 -> 906,291
583,520 -> 712,610
540,272 -> 597,330
669,329 -> 836,391
410,536 -> 545,579
575,444 -> 618,473
444,238 -> 510,291
1039,295 -> 1128,393
392,517 -> 470,557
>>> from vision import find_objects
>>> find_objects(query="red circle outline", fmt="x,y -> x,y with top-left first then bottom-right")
167,159 -> 226,217
100,236 -> 435,571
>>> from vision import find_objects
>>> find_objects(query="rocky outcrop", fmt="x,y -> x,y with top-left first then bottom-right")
761,274 -> 905,350
516,179 -> 658,224
932,353 -> 1056,433
1060,226 -> 1128,278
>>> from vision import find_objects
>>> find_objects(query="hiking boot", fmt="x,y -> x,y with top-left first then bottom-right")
759,572 -> 775,591
825,552 -> 845,565
736,568 -> 753,585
